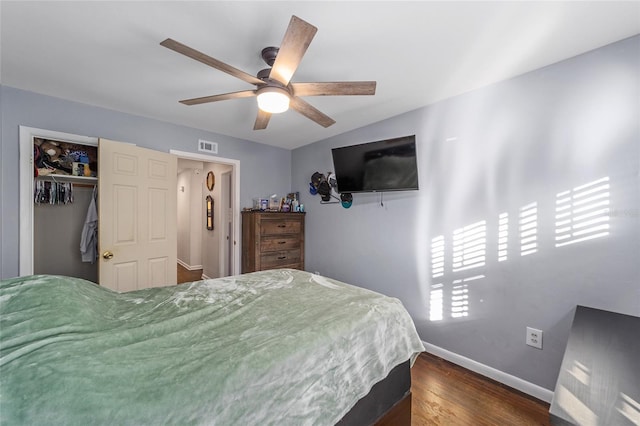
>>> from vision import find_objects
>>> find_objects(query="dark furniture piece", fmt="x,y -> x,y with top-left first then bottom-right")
339,360 -> 412,426
550,305 -> 640,425
242,211 -> 305,272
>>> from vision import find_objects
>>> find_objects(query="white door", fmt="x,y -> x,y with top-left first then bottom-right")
98,139 -> 177,291
221,170 -> 233,276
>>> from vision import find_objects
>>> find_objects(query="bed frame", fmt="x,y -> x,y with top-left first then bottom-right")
337,359 -> 411,426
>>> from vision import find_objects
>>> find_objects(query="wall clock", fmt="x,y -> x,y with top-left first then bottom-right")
206,171 -> 215,191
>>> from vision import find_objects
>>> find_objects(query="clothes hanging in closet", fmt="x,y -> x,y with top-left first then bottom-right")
80,186 -> 98,264
34,180 -> 73,205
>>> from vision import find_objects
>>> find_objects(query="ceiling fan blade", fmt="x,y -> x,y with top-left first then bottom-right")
161,38 -> 264,86
291,81 -> 377,97
269,16 -> 317,86
254,109 -> 272,130
289,96 -> 336,128
179,90 -> 256,106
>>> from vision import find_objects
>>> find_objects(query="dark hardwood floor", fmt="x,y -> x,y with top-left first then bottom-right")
411,352 -> 551,425
177,263 -> 203,284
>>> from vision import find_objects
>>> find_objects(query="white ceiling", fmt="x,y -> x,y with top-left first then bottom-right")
1,1 -> 638,150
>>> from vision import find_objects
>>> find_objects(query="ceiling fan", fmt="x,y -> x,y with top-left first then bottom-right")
160,15 -> 376,130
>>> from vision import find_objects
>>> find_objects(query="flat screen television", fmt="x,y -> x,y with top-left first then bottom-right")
331,135 -> 419,193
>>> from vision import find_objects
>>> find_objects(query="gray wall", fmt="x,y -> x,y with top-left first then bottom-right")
0,86 -> 292,279
292,35 -> 639,391
34,185 -> 98,282
177,167 -> 203,269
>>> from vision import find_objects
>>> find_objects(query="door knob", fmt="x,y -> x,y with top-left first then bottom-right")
103,251 -> 114,260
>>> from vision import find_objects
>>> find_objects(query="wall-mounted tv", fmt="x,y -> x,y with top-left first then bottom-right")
331,135 -> 419,193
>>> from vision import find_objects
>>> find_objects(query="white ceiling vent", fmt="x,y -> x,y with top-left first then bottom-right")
198,139 -> 218,154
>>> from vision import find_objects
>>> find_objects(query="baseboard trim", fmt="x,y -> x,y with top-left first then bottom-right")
422,341 -> 554,403
177,259 -> 203,271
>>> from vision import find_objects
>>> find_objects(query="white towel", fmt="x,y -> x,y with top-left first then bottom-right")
80,187 -> 98,263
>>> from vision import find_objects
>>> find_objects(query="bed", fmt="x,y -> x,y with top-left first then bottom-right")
0,269 -> 424,425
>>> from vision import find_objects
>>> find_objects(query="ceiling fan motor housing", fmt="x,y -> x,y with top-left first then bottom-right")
257,68 -> 272,81
261,46 -> 279,66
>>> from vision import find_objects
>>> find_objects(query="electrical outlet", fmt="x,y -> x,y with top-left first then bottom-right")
526,327 -> 543,349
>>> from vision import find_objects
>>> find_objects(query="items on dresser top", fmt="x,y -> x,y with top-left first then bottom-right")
251,192 -> 302,212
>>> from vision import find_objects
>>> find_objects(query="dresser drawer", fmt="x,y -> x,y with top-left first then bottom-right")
260,249 -> 302,268
259,262 -> 302,271
261,219 -> 302,236
261,235 -> 301,252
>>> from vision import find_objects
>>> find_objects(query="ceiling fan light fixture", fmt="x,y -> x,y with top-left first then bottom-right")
257,86 -> 290,113
162,16 -> 375,130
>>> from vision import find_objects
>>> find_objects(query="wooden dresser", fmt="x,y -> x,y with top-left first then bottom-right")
241,211 -> 305,273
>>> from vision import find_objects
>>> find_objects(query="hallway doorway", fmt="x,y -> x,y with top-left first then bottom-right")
171,149 -> 240,280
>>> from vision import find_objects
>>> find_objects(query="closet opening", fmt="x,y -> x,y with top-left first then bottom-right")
20,126 -> 99,279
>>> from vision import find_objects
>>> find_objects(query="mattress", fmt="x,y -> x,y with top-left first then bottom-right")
0,269 -> 424,425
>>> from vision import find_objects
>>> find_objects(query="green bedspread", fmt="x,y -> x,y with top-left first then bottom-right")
0,269 -> 424,425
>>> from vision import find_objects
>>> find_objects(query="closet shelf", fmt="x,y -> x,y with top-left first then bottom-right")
36,174 -> 97,183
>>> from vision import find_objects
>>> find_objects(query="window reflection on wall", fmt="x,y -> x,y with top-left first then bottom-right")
555,177 -> 610,247
430,236 -> 445,321
431,236 -> 445,278
451,275 -> 485,318
428,176 -> 611,322
429,283 -> 444,322
520,202 -> 538,256
430,219 -> 486,321
498,212 -> 508,262
453,221 -> 486,271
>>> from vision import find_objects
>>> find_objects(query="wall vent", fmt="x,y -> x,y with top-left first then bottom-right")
198,139 -> 218,154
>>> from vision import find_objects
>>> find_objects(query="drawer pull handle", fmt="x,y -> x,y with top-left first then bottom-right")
277,256 -> 287,260
277,224 -> 286,228
278,241 -> 286,245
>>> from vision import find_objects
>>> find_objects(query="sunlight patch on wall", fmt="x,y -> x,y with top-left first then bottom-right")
430,236 -> 445,321
429,283 -> 444,321
431,236 -> 445,279
617,392 -> 640,425
498,212 -> 508,262
451,281 -> 468,318
568,360 -> 591,386
451,275 -> 484,318
519,202 -> 538,256
452,221 -> 486,271
426,177 -> 613,322
556,385 -> 599,426
555,177 -> 610,247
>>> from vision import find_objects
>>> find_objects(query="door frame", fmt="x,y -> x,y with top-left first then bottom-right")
170,150 -> 241,276
19,126 -> 99,276
220,169 -> 233,277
